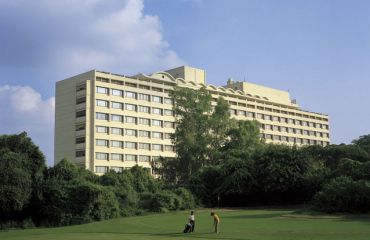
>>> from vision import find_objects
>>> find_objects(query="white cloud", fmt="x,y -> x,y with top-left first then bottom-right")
0,0 -> 185,75
0,0 -> 185,166
0,85 -> 55,165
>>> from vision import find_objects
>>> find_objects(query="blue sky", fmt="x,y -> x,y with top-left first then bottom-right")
0,0 -> 369,166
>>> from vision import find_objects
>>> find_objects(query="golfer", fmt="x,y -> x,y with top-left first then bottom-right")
211,211 -> 220,233
189,210 -> 195,232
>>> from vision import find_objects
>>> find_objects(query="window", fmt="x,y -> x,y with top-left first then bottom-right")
125,82 -> 137,88
164,133 -> 172,139
111,153 -> 123,161
288,137 -> 295,143
152,144 -> 162,151
296,138 -> 303,144
152,119 -> 163,127
152,132 -> 162,139
139,85 -> 150,90
138,105 -> 150,113
111,101 -> 123,109
257,113 -> 263,119
125,104 -> 137,111
111,140 -> 123,148
296,129 -> 302,134
152,108 -> 162,115
111,89 -> 123,96
111,127 -> 123,135
229,109 -> 237,115
273,116 -> 279,122
76,83 -> 86,91
76,97 -> 86,104
138,130 -> 150,138
125,116 -> 137,124
281,136 -> 288,142
288,119 -> 295,124
125,141 -> 137,149
95,166 -> 108,173
139,118 -> 150,126
76,123 -> 85,131
238,110 -> 246,116
309,122 -> 315,127
264,124 -> 272,130
126,91 -> 137,99
164,98 -> 173,105
96,112 -> 109,120
125,129 -> 137,136
139,143 -> 150,150
164,121 -> 174,128
96,99 -> 109,107
280,117 -> 288,123
111,80 -> 123,85
152,87 -> 162,92
264,134 -> 272,140
273,135 -> 281,141
125,154 -> 137,161
138,93 -> 150,101
76,137 -> 85,144
111,114 -> 123,122
303,130 -> 309,135
96,139 -> 108,146
111,167 -> 123,172
138,155 -> 150,162
96,126 -> 108,133
246,112 -> 255,118
76,110 -> 86,117
264,115 -> 272,121
96,86 -> 108,94
96,153 -> 108,160
164,145 -> 174,152
152,95 -> 162,103
76,150 -> 85,157
281,127 -> 287,132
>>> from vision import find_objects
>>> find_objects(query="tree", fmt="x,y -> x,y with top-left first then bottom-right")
352,134 -> 370,158
0,132 -> 46,224
170,87 -> 213,182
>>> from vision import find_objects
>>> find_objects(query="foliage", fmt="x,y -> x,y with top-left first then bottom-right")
313,176 -> 370,213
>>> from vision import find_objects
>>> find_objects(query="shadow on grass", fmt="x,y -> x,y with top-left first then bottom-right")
72,231 -> 250,240
282,209 -> 370,223
222,212 -> 284,219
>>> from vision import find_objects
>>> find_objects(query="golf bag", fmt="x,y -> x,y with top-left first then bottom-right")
183,223 -> 192,233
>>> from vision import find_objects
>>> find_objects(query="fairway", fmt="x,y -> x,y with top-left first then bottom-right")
1,209 -> 370,240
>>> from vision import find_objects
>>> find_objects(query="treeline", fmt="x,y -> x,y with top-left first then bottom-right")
158,87 -> 370,213
0,133 -> 196,228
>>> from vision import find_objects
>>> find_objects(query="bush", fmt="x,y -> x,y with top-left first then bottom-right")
313,176 -> 370,213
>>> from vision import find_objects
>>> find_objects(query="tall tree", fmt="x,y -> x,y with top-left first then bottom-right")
170,87 -> 213,182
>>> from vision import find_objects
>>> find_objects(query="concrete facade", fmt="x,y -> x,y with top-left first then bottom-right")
55,66 -> 330,174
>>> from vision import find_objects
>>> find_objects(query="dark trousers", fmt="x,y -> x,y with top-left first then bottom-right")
190,220 -> 195,232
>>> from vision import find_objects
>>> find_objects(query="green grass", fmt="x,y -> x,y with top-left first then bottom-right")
1,209 -> 370,240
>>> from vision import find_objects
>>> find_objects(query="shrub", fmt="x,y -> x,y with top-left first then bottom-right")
313,176 -> 370,213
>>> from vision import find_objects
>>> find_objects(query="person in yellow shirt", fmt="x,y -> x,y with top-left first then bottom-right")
211,211 -> 220,233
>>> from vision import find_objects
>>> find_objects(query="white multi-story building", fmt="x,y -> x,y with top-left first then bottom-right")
55,66 -> 330,174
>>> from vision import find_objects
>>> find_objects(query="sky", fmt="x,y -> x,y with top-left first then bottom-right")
0,0 -> 369,166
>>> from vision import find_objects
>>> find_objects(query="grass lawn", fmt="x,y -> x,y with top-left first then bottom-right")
1,209 -> 370,240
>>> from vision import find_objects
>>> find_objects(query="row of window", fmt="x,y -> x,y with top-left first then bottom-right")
95,112 -> 175,128
231,110 -> 329,129
95,165 -> 151,174
96,86 -> 173,104
95,139 -> 175,152
261,124 -> 329,138
96,99 -> 174,116
95,126 -> 172,139
95,152 -> 154,162
261,134 -> 329,146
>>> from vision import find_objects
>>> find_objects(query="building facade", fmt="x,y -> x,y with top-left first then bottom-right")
55,66 -> 330,174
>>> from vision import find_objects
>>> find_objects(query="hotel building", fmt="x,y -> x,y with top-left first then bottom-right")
55,66 -> 330,174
